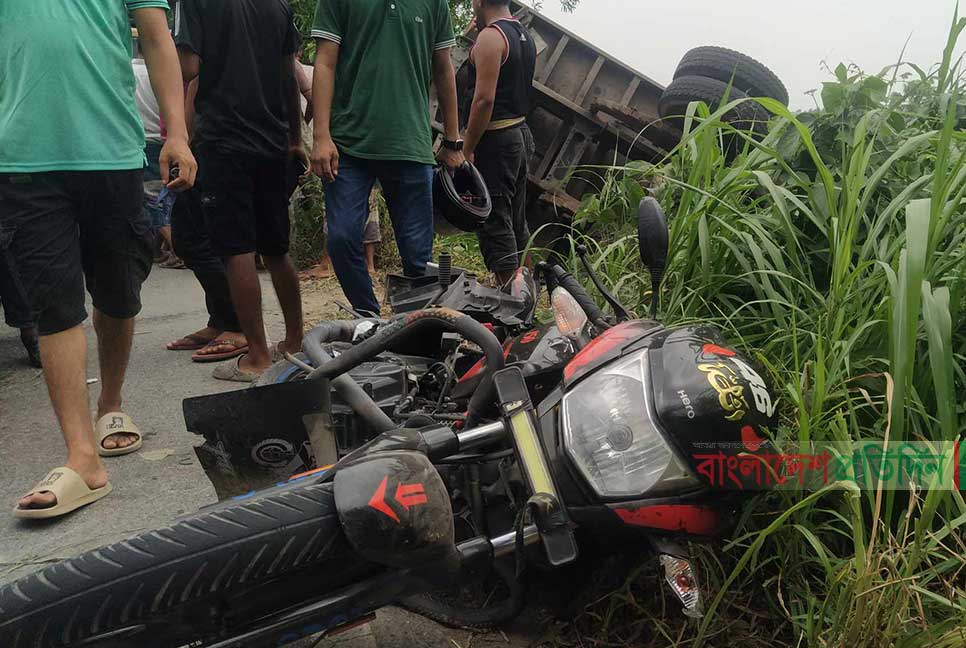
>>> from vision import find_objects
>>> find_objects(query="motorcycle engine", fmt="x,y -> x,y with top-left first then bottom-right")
331,358 -> 411,454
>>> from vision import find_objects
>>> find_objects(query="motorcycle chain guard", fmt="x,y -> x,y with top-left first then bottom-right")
334,450 -> 457,569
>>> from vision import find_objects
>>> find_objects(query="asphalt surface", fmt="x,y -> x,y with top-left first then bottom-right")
0,266 -> 533,648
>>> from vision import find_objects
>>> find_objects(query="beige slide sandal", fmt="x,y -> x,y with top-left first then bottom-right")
13,467 -> 113,520
96,412 -> 144,457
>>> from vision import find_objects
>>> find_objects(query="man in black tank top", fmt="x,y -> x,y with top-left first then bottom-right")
463,0 -> 537,284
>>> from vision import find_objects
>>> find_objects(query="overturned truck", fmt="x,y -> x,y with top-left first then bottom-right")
430,4 -> 789,248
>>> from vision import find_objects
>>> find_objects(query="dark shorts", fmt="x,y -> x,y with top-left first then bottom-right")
0,170 -> 152,335
474,123 -> 534,273
0,246 -> 34,329
196,147 -> 293,258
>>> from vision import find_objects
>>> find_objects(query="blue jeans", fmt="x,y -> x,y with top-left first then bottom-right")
324,154 -> 433,314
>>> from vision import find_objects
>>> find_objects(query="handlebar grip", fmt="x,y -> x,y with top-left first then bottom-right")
550,265 -> 609,329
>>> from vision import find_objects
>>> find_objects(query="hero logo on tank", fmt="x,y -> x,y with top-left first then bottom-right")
699,344 -> 776,420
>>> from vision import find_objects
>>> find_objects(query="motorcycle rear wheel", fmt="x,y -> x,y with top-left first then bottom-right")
0,479 -> 374,648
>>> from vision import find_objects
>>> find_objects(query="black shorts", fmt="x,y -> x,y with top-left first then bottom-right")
0,170 -> 152,336
196,147 -> 293,258
474,124 -> 534,273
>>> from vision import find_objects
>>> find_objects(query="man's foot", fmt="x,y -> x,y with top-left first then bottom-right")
212,355 -> 266,383
95,407 -> 142,451
167,326 -> 221,351
192,332 -> 249,363
273,339 -> 302,359
16,455 -> 107,511
20,328 -> 41,368
299,261 -> 333,280
160,255 -> 186,269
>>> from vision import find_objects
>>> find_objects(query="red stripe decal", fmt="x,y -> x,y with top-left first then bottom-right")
613,504 -> 719,536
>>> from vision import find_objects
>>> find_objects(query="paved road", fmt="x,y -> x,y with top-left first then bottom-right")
0,266 -> 533,648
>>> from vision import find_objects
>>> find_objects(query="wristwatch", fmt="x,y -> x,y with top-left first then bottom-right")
442,138 -> 464,151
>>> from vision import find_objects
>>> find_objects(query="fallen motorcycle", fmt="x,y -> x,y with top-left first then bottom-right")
0,199 -> 779,648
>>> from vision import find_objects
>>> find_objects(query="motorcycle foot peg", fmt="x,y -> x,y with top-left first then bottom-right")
493,367 -> 578,567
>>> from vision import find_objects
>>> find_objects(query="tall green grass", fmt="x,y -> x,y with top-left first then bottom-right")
558,11 -> 966,647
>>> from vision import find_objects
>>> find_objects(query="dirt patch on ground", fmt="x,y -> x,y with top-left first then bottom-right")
299,268 -> 392,325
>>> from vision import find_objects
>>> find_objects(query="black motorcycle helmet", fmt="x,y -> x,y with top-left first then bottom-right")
433,162 -> 492,232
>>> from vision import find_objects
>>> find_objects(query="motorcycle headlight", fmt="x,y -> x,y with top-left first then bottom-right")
561,349 -> 698,498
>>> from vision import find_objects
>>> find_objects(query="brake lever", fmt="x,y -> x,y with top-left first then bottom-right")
575,244 -> 633,322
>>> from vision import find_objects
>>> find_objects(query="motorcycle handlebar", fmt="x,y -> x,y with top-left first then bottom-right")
455,420 -> 506,452
307,309 -> 506,427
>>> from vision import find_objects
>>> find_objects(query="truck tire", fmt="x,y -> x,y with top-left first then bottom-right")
659,75 -> 771,137
673,46 -> 788,106
0,478 -> 373,648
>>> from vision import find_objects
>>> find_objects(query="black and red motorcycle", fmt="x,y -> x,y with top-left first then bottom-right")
0,199 -> 778,648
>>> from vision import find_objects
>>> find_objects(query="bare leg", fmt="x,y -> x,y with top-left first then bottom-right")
158,225 -> 174,251
225,253 -> 272,372
263,253 -> 304,355
92,309 -> 139,449
364,243 -> 377,275
18,326 -> 107,509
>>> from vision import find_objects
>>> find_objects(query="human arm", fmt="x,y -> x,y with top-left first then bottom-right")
133,7 -> 197,190
311,40 -> 340,182
462,28 -> 505,163
184,78 -> 199,142
433,47 -> 465,171
178,50 -> 201,84
283,53 -> 310,172
294,61 -> 315,123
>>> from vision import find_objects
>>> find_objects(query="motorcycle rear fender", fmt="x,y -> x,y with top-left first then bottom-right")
334,450 -> 458,570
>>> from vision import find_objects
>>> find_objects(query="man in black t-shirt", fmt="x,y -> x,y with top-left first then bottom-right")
175,0 -> 308,382
463,0 -> 537,285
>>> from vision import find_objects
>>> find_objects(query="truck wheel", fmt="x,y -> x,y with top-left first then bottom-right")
659,75 -> 771,137
673,46 -> 788,106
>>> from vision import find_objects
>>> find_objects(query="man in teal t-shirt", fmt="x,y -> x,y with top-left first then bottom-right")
0,1 -> 197,520
310,0 -> 465,314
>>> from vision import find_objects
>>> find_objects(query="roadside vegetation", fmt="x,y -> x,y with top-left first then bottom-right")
549,12 -> 966,648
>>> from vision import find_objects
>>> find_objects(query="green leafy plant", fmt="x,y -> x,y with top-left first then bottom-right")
555,10 -> 966,647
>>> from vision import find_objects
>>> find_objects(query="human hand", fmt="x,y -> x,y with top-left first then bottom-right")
289,144 -> 310,183
303,92 -> 314,124
436,147 -> 465,173
311,136 -> 340,182
160,136 -> 197,191
464,150 -> 475,165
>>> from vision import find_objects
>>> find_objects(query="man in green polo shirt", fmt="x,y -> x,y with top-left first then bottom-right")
0,1 -> 197,519
310,0 -> 465,314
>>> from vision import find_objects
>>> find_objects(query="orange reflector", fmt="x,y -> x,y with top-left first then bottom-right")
289,465 -> 334,481
327,613 -> 376,637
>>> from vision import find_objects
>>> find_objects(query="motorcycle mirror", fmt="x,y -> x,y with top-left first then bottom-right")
637,197 -> 669,318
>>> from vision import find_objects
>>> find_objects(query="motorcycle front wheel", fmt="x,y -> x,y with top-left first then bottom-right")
0,478 -> 377,648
